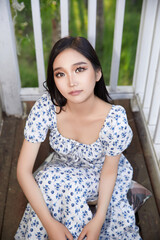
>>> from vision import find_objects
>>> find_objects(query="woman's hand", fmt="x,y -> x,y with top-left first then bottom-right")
47,219 -> 73,240
17,140 -> 73,240
78,217 -> 102,240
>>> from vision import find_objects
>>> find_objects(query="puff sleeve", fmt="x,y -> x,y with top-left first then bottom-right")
100,105 -> 133,156
24,93 -> 53,143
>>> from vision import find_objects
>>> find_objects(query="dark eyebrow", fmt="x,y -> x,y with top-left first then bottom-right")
73,61 -> 87,66
53,62 -> 87,72
53,67 -> 62,72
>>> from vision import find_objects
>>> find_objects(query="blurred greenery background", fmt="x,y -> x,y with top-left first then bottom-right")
10,0 -> 142,87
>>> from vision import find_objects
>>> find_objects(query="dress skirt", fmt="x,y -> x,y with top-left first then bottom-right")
15,152 -> 142,240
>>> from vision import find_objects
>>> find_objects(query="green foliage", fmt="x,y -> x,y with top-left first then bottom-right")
10,0 -> 60,87
69,0 -> 87,37
40,1 -> 60,73
10,0 -> 142,87
96,0 -> 116,85
119,0 -> 142,85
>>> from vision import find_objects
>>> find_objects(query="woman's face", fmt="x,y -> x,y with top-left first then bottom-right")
53,48 -> 101,105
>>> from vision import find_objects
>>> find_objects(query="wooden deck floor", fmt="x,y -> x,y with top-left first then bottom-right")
0,99 -> 160,240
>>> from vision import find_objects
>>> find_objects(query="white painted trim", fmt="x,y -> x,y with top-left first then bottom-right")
20,86 -> 134,102
20,88 -> 42,101
133,95 -> 160,208
132,0 -> 158,102
132,0 -> 146,90
110,0 -> 126,91
143,1 -> 160,110
154,144 -> 160,165
0,0 -> 22,116
0,96 -> 3,134
108,86 -> 134,100
87,0 -> 97,48
153,107 -> 160,144
31,0 -> 46,93
60,0 -> 69,37
135,94 -> 160,166
148,52 -> 160,126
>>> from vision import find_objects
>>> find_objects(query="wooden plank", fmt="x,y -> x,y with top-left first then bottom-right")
133,111 -> 160,240
133,95 -> 160,213
1,103 -> 51,239
0,100 -> 160,239
121,100 -> 160,240
114,99 -> 151,182
116,99 -> 160,240
0,116 -> 17,238
0,117 -> 27,240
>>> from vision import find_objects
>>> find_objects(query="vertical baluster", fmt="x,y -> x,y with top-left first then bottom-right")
109,0 -> 126,92
0,0 -> 22,115
142,1 -> 160,118
148,52 -> 160,133
31,0 -> 45,93
60,0 -> 69,37
153,107 -> 160,165
153,107 -> 160,144
132,0 -> 158,102
87,0 -> 97,48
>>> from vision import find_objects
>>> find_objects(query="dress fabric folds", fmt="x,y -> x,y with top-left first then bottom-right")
15,92 -> 142,240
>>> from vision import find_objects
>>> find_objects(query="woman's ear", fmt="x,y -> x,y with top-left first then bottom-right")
96,69 -> 102,82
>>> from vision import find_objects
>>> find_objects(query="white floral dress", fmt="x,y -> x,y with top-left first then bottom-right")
15,92 -> 142,240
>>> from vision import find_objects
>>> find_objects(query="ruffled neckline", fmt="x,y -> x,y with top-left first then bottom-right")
54,105 -> 115,147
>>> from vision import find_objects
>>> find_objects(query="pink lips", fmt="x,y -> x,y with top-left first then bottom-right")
69,90 -> 83,96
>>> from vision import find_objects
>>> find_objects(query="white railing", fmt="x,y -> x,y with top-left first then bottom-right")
131,0 -> 160,171
131,0 -> 160,203
0,1 -> 160,173
0,0 -> 133,111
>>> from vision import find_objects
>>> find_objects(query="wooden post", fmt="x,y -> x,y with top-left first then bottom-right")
0,0 -> 22,116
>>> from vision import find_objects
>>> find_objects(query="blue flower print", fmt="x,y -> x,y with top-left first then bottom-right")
15,93 -> 141,240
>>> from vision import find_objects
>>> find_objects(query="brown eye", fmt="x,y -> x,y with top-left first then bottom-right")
55,72 -> 64,78
75,67 -> 86,73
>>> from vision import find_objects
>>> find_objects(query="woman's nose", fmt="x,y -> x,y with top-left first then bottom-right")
68,74 -> 78,87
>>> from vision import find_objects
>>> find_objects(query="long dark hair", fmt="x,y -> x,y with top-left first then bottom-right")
44,36 -> 111,112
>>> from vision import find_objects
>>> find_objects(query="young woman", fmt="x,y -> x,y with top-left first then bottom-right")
15,36 -> 142,240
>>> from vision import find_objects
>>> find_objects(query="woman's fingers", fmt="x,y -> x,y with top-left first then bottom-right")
78,228 -> 87,240
65,228 -> 73,240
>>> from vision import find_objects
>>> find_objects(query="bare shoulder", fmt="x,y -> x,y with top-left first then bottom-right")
96,97 -> 112,115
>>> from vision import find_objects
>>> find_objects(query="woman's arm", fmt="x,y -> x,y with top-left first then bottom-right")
78,154 -> 121,240
17,139 -> 54,229
17,139 -> 73,240
95,154 -> 121,224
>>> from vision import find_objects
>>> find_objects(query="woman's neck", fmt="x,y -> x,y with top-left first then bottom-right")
65,95 -> 98,117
